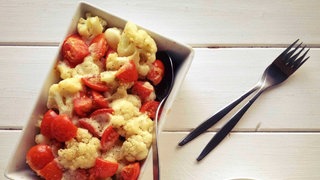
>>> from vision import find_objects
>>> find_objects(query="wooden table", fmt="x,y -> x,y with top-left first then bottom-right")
1,1 -> 320,179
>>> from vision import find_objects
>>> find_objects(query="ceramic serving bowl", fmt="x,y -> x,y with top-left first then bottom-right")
5,2 -> 194,179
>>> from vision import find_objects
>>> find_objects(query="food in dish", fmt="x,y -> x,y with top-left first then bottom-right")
25,12 -> 165,180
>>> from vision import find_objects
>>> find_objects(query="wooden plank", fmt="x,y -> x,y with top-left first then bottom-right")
0,0 -> 319,46
0,47 -> 319,131
2,130 -> 320,179
0,46 -> 56,128
0,130 -> 21,179
153,132 -> 320,180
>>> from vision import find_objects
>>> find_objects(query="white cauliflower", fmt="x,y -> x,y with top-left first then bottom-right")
120,133 -> 152,162
104,27 -> 122,50
106,50 -> 139,71
57,56 -> 102,79
56,62 -> 74,79
109,95 -> 154,162
123,114 -> 153,138
114,22 -> 157,77
35,134 -> 50,145
73,56 -> 102,76
58,128 -> 101,170
110,97 -> 141,122
77,13 -> 107,39
47,77 -> 82,116
118,22 -> 157,63
119,114 -> 153,162
124,94 -> 142,108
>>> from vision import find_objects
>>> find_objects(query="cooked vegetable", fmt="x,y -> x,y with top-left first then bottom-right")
115,60 -> 139,83
147,59 -> 165,86
26,144 -> 55,171
141,100 -> 160,119
120,162 -> 140,180
131,81 -> 156,103
38,160 -> 63,180
62,34 -> 90,67
50,114 -> 77,142
89,158 -> 119,178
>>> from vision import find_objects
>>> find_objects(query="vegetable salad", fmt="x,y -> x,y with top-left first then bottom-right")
26,12 -> 165,180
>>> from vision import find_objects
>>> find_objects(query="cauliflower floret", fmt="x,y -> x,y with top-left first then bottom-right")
121,22 -> 157,63
124,94 -> 141,109
109,95 -> 154,162
109,95 -> 142,137
73,56 -> 102,76
123,114 -> 153,138
106,52 -> 129,71
106,50 -> 139,71
57,56 -> 102,79
100,70 -> 117,84
117,31 -> 137,57
111,83 -> 136,100
77,13 -> 107,39
58,77 -> 82,94
110,97 -> 141,121
35,134 -> 50,145
137,63 -> 150,77
110,115 -> 126,136
57,62 -> 74,79
121,134 -> 151,162
47,77 -> 82,116
58,128 -> 101,170
116,22 -> 157,77
104,27 -> 122,50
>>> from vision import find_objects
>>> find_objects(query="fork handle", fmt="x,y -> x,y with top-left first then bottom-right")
178,86 -> 259,146
197,89 -> 264,161
152,98 -> 167,180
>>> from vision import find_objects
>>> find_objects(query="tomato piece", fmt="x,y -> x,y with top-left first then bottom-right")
40,110 -> 58,138
120,162 -> 141,180
147,59 -> 165,86
101,126 -> 119,151
38,160 -> 63,180
90,158 -> 119,178
140,100 -> 160,119
51,114 -> 77,142
82,76 -> 109,92
79,118 -> 100,137
90,90 -> 109,109
89,34 -> 108,59
131,81 -> 155,103
116,60 -> 138,83
90,108 -> 114,119
26,144 -> 55,171
73,92 -> 93,117
78,109 -> 113,137
62,34 -> 89,67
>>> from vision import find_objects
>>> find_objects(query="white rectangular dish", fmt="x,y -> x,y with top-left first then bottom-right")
5,2 -> 194,179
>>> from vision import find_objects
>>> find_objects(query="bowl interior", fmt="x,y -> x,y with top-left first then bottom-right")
5,2 -> 194,179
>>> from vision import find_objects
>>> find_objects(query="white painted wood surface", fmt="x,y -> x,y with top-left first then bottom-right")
1,0 -> 320,179
0,0 -> 320,46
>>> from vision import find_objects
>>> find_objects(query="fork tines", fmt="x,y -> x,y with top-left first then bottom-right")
283,39 -> 310,67
275,39 -> 310,75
